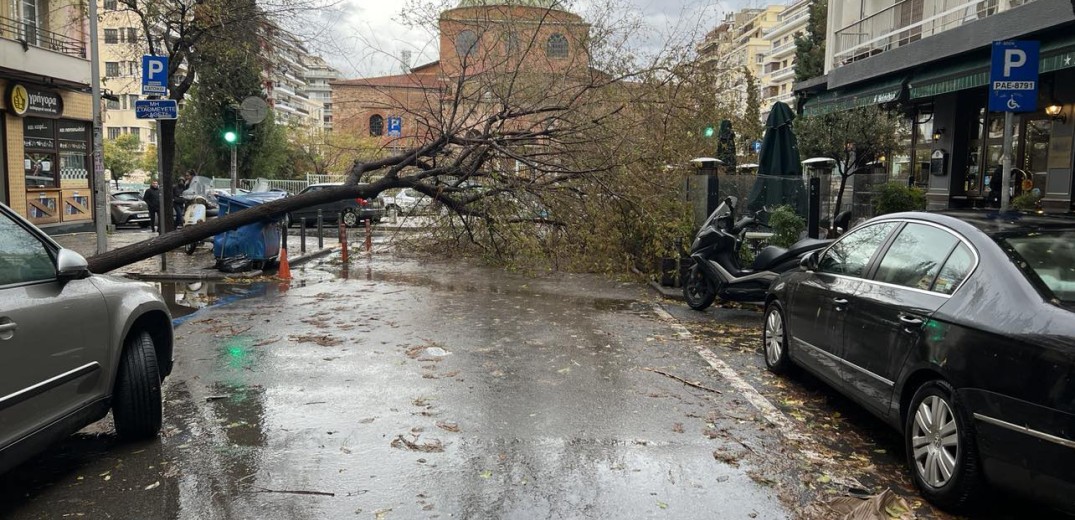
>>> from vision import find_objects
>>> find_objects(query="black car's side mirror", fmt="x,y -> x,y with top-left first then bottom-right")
800,250 -> 820,271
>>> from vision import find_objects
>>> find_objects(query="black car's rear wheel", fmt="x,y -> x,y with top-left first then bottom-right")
342,209 -> 360,228
762,302 -> 791,373
905,380 -> 982,512
683,265 -> 716,311
112,331 -> 163,441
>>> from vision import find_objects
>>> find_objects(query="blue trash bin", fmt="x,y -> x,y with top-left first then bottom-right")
213,194 -> 284,265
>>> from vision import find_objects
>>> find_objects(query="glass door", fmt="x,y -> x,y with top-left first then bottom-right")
1020,118 -> 1051,198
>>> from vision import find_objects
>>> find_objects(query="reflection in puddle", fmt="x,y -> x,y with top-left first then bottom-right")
160,282 -> 272,326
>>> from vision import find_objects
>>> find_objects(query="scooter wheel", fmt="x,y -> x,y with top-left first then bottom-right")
683,265 -> 716,311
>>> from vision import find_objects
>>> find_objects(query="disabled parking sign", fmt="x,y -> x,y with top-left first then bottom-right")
989,41 -> 1038,113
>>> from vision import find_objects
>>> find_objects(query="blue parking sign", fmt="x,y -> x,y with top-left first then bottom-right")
141,55 -> 169,96
989,41 -> 1038,113
387,116 -> 402,137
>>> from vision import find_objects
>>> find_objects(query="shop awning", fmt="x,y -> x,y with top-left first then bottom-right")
909,34 -> 1075,100
802,77 -> 906,117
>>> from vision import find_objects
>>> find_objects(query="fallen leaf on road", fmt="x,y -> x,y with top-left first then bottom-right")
289,334 -> 342,347
712,449 -> 740,468
373,508 -> 392,520
672,423 -> 684,433
145,481 -> 160,490
479,470 -> 493,479
436,421 -> 460,433
391,435 -> 444,453
557,367 -> 571,374
657,501 -> 668,509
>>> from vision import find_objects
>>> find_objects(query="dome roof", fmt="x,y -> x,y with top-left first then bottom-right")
457,0 -> 566,9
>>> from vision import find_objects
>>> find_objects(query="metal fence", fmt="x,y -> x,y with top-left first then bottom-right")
208,177 -> 309,194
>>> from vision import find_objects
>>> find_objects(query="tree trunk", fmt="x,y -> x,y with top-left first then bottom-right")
831,173 -> 850,231
85,181 -> 385,273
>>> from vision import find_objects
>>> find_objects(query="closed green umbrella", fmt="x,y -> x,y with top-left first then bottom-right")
747,101 -> 805,213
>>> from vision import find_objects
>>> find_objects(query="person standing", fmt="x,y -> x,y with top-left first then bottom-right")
142,181 -> 161,232
173,175 -> 189,228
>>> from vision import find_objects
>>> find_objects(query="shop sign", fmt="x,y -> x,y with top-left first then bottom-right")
59,140 -> 88,152
6,83 -> 64,118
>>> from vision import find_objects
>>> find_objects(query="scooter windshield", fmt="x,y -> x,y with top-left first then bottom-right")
700,197 -> 737,231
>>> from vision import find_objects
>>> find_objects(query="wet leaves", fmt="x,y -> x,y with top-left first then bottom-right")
390,435 -> 444,453
713,449 -> 741,468
435,421 -> 460,433
289,333 -> 342,347
672,422 -> 685,434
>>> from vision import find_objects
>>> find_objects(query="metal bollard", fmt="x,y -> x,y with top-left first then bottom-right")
300,218 -> 307,254
281,219 -> 288,252
365,218 -> 372,255
339,217 -> 348,264
317,209 -> 324,250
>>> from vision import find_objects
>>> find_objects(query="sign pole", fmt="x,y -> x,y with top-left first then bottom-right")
1000,111 -> 1013,211
230,145 -> 238,195
88,0 -> 108,254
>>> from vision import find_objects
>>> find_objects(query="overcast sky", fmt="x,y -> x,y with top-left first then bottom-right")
296,0 -> 760,79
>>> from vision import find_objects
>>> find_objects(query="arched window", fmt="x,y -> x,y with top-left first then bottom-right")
369,114 -> 384,137
502,31 -> 519,55
456,30 -> 478,58
546,33 -> 568,59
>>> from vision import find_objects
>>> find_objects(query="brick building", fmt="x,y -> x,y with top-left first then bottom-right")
331,0 -> 591,153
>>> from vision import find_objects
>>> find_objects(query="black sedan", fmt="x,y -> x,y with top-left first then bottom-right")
285,183 -> 384,228
762,211 -> 1075,513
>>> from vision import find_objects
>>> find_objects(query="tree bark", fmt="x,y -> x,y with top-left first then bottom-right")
86,181 -> 386,273
831,173 -> 849,230
159,119 -> 176,232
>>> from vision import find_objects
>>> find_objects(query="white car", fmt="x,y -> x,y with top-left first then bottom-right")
380,188 -> 433,215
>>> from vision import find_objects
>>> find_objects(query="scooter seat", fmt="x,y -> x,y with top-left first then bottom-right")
752,238 -> 830,271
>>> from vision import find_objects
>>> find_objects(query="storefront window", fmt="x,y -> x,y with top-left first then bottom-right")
23,118 -> 56,189
912,110 -> 934,188
891,116 -> 913,183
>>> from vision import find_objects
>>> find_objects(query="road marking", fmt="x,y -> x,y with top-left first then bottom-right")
652,305 -> 819,451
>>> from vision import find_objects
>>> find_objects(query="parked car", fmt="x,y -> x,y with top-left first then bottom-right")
380,187 -> 433,216
762,211 -> 1075,513
286,183 -> 384,227
0,203 -> 173,474
109,191 -> 151,227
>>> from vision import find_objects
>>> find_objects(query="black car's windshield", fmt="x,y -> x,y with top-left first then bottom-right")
1001,230 -> 1075,305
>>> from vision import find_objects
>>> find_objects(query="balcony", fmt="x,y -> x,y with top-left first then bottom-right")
769,40 -> 797,58
0,14 -> 90,85
833,0 -> 1035,68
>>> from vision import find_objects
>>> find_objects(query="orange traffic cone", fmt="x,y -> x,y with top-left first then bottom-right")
277,248 -> 292,280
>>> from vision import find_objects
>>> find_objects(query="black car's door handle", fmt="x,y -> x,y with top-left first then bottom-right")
832,298 -> 849,305
899,315 -> 925,327
0,320 -> 16,340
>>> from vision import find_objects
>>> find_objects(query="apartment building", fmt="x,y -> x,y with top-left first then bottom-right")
98,0 -> 156,152
260,25 -> 325,130
1,0 -> 97,230
759,0 -> 812,113
798,0 -> 1075,213
698,6 -> 785,117
304,56 -> 339,132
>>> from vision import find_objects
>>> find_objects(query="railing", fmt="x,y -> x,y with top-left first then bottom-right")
770,40 -> 797,56
833,0 -> 1034,68
0,14 -> 86,58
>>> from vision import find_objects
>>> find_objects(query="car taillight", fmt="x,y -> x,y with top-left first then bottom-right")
356,198 -> 368,206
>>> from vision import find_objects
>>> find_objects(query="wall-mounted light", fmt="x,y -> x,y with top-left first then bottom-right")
932,128 -> 945,141
1046,104 -> 1066,123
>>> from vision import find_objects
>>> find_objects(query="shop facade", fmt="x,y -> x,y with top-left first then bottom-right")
1,78 -> 96,230
798,0 -> 1075,216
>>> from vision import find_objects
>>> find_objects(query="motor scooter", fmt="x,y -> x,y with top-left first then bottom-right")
183,195 -> 208,255
683,196 -> 832,310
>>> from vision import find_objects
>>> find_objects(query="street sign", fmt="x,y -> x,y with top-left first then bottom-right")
751,140 -> 762,153
135,99 -> 178,120
141,55 -> 169,96
989,40 -> 1039,112
387,116 -> 402,137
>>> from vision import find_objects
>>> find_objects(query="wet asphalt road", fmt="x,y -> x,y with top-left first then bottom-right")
0,253 -> 1070,519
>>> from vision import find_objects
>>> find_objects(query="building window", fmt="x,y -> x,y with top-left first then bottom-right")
106,98 -> 120,110
149,129 -> 157,143
125,27 -> 138,43
105,62 -> 120,77
19,0 -> 40,46
108,127 -> 122,140
104,0 -> 117,9
456,30 -> 478,58
128,94 -> 139,108
104,29 -> 118,44
369,114 -> 384,136
129,127 -> 140,142
546,33 -> 568,59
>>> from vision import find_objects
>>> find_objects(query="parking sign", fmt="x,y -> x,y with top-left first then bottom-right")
141,55 -> 169,96
989,41 -> 1038,112
387,116 -> 402,137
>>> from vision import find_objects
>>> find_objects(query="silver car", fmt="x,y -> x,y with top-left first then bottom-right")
0,203 -> 173,474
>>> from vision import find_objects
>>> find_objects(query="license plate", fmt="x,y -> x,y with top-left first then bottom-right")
137,213 -> 148,218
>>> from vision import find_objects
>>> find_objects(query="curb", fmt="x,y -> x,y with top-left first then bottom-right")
124,270 -> 264,281
288,247 -> 335,266
648,280 -> 685,301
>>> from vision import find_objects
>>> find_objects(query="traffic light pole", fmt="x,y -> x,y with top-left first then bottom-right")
230,144 -> 238,195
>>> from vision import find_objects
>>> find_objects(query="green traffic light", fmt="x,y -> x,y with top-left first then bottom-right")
223,130 -> 238,144
703,126 -> 715,138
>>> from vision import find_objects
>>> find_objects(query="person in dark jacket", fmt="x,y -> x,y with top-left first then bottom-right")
173,173 -> 191,227
988,164 -> 1003,206
142,181 -> 161,232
